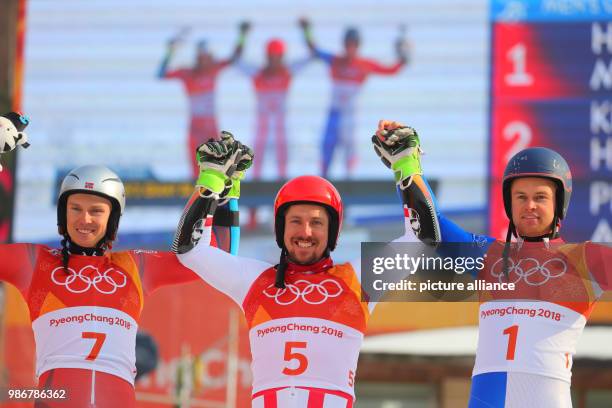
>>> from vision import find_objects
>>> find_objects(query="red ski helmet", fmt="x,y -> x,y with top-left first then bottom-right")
266,39 -> 285,56
274,175 -> 343,251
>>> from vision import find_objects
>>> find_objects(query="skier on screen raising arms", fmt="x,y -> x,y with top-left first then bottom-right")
235,22 -> 313,227
371,119 -> 611,408
236,25 -> 312,180
158,22 -> 249,177
172,132 -> 434,407
299,18 -> 409,178
0,114 -> 248,407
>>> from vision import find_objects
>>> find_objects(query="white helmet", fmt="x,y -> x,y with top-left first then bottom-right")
57,165 -> 125,243
0,112 -> 29,153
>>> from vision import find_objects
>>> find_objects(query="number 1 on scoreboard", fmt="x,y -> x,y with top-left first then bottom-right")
505,43 -> 533,86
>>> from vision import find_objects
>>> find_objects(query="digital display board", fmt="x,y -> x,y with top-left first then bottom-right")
489,0 -> 612,241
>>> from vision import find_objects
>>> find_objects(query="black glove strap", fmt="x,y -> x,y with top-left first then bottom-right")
172,192 -> 218,254
400,177 -> 441,243
213,204 -> 239,227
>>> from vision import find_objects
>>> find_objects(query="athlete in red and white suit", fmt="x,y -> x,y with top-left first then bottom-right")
0,244 -> 199,407
372,121 -> 612,408
300,19 -> 408,178
158,23 -> 249,177
0,162 -> 234,407
174,139 -> 419,407
236,38 -> 311,180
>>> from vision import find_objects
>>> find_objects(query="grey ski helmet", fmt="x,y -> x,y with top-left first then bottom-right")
57,165 -> 125,242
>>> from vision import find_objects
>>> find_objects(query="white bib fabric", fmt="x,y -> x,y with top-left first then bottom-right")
32,306 -> 137,385
474,301 -> 586,382
249,317 -> 362,397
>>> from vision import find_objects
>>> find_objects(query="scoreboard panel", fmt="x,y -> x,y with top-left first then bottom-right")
489,0 -> 612,241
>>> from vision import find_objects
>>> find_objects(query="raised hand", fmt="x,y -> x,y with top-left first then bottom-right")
168,26 -> 191,50
299,17 -> 311,30
195,135 -> 240,198
195,131 -> 255,202
219,131 -> 254,172
239,21 -> 251,35
218,131 -> 254,202
372,119 -> 422,187
0,112 -> 30,171
395,24 -> 410,64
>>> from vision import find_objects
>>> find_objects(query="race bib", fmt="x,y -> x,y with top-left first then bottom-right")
249,317 -> 362,396
32,306 -> 137,384
474,301 -> 586,383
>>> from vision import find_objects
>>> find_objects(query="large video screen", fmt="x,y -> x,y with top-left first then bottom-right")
489,0 -> 612,242
16,0 -> 489,242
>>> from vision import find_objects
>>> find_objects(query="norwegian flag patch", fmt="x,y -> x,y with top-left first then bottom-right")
84,182 -> 94,189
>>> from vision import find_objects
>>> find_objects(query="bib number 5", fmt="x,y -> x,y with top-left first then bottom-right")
282,341 -> 308,376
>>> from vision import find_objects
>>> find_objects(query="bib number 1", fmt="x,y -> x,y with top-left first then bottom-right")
503,325 -> 518,361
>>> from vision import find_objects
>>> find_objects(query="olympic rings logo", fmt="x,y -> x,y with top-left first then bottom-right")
51,266 -> 128,294
490,257 -> 567,286
263,279 -> 343,305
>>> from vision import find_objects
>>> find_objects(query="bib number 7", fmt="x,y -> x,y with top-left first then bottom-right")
283,341 -> 308,376
82,332 -> 107,361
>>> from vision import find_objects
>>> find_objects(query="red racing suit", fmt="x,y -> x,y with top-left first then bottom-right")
178,211 -> 417,407
237,59 -> 310,179
162,64 -> 230,177
314,50 -> 405,177
0,245 -> 200,407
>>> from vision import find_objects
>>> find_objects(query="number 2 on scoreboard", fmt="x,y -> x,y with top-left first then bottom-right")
503,325 -> 519,360
503,121 -> 532,163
